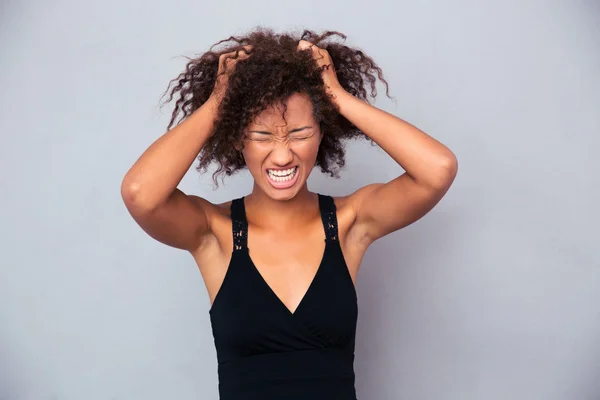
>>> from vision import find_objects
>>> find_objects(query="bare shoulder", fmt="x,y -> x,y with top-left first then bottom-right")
329,185 -> 382,246
334,184 -> 384,211
188,195 -> 232,221
187,195 -> 234,257
330,184 -> 384,226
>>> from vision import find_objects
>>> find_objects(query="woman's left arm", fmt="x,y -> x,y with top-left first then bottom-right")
335,88 -> 458,242
299,41 -> 458,243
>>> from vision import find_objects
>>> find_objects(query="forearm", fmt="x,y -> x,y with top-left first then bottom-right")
334,90 -> 457,188
121,97 -> 218,209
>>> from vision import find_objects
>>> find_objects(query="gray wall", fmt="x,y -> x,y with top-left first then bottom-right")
1,0 -> 599,399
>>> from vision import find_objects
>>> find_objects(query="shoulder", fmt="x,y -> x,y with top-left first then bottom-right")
188,195 -> 232,214
328,184 -> 385,246
186,196 -> 237,258
340,184 -> 384,206
186,195 -> 236,233
329,184 -> 384,219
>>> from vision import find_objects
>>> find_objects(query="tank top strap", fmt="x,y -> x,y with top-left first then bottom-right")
318,194 -> 339,243
230,197 -> 248,251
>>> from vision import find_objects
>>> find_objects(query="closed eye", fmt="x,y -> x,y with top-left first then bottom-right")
246,131 -> 272,141
289,126 -> 312,133
289,126 -> 314,140
291,134 -> 312,140
246,126 -> 314,141
248,126 -> 313,134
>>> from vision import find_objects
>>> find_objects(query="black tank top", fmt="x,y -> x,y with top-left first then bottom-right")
209,194 -> 358,400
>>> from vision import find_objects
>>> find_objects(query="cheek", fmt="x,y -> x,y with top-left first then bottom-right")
300,141 -> 321,161
241,147 -> 264,172
241,149 -> 256,165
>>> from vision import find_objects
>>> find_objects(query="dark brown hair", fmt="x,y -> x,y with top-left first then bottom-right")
161,27 -> 390,184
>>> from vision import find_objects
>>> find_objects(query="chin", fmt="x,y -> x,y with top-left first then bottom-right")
270,189 -> 300,201
261,183 -> 302,202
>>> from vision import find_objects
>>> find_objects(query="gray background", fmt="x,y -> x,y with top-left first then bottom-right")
1,0 -> 599,399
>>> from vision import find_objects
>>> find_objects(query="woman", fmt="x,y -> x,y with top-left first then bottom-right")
121,28 -> 457,400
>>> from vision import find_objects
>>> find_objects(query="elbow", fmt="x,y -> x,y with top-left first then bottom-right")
121,178 -> 140,205
430,153 -> 458,190
121,178 -> 153,212
442,153 -> 458,178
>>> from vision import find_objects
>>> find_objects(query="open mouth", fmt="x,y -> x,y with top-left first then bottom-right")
266,166 -> 299,188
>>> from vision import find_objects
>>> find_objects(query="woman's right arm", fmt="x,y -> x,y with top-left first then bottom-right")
121,48 -> 249,251
120,96 -> 219,252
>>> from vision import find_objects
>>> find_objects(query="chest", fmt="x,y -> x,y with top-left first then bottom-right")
194,220 -> 330,311
245,220 -> 326,314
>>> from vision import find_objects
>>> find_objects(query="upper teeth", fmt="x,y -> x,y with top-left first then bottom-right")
268,167 -> 296,177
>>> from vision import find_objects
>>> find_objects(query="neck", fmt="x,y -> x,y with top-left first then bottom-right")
244,183 -> 319,229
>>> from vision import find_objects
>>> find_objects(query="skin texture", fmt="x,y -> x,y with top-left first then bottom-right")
121,29 -> 458,312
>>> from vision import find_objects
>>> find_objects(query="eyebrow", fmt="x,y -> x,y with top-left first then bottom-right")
248,126 -> 313,135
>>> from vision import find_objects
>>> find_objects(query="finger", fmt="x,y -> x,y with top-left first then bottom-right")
219,45 -> 252,71
298,40 -> 317,51
236,45 -> 253,60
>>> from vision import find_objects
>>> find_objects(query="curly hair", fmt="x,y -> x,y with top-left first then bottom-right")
161,27 -> 391,184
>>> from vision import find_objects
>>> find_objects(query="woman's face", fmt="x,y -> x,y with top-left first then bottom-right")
242,92 -> 323,201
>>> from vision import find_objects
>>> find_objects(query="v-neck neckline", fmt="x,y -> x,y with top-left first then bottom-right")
241,195 -> 329,316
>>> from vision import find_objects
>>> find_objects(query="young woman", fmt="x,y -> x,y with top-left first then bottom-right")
121,28 -> 457,400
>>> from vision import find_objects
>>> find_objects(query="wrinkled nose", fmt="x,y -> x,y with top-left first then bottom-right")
269,143 -> 295,166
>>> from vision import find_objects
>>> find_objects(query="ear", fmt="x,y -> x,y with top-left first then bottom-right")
233,141 -> 245,163
233,135 -> 244,152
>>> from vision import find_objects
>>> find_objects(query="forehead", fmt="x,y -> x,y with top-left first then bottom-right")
249,93 -> 316,128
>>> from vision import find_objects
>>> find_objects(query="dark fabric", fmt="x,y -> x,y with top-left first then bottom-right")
209,194 -> 358,400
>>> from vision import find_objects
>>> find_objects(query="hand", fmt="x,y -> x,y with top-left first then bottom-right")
297,40 -> 346,100
209,45 -> 252,103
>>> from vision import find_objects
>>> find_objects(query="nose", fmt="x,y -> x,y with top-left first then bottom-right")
269,142 -> 295,166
